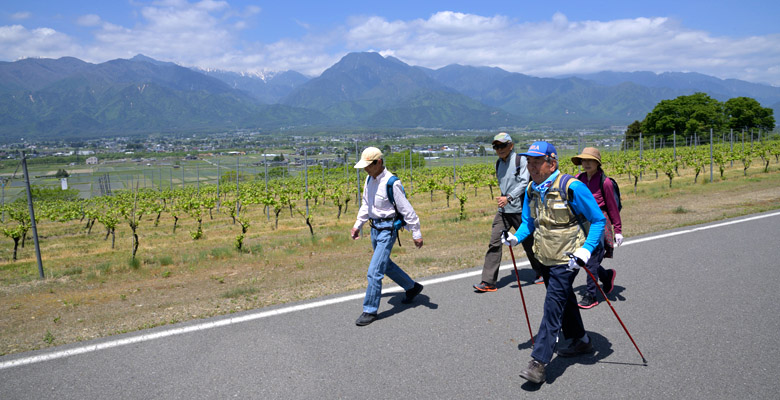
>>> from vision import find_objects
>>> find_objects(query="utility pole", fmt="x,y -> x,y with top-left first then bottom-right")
304,147 -> 309,217
1,178 -> 7,223
22,155 -> 45,279
264,153 -> 269,221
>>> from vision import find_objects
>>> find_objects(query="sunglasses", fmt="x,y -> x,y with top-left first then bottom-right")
492,143 -> 509,150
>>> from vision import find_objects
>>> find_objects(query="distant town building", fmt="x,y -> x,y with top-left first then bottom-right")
86,156 -> 98,165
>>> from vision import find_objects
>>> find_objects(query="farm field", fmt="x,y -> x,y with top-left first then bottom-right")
1,143 -> 780,356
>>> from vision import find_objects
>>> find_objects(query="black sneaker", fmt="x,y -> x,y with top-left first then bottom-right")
402,282 -> 423,304
578,293 -> 599,309
519,359 -> 546,383
557,336 -> 595,357
355,312 -> 377,326
602,269 -> 616,295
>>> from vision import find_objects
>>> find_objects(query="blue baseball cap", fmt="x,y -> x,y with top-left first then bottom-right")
520,141 -> 558,159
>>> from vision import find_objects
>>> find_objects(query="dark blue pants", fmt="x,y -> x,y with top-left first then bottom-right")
531,264 -> 586,364
585,244 -> 608,298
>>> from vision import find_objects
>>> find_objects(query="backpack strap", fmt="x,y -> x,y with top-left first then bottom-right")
386,176 -> 399,206
386,175 -> 406,246
598,173 -> 607,212
496,153 -> 522,178
558,174 -> 588,235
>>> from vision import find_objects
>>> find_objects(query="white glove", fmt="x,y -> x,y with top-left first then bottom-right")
615,234 -> 624,247
501,232 -> 519,247
567,248 -> 591,271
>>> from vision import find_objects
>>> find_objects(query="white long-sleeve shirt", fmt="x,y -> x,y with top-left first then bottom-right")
353,168 -> 422,240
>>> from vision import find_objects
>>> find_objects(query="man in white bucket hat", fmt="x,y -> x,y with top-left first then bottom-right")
351,147 -> 424,326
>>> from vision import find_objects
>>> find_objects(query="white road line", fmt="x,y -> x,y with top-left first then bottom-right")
2,211 -> 779,370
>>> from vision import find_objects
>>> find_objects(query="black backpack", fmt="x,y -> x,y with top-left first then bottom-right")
575,172 -> 622,213
599,174 -> 622,212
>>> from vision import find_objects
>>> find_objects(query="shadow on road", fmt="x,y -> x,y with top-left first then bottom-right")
573,283 -> 628,303
375,292 -> 438,321
517,332 -> 615,389
496,267 -> 540,289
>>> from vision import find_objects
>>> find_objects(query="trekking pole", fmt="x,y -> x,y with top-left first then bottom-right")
566,252 -> 647,364
501,208 -> 534,347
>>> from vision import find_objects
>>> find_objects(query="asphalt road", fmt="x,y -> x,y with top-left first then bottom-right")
2,210 -> 779,399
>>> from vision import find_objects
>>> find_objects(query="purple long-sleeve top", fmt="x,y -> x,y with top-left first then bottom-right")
575,170 -> 622,235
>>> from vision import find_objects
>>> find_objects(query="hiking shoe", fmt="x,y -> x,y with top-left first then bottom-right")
473,281 -> 497,292
602,269 -> 616,295
534,276 -> 544,285
402,282 -> 424,304
519,359 -> 546,384
557,336 -> 595,357
578,293 -> 599,309
355,312 -> 377,326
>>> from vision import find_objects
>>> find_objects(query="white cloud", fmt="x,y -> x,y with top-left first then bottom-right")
335,12 -> 780,86
10,12 -> 31,20
0,25 -> 82,60
77,14 -> 102,27
1,4 -> 778,86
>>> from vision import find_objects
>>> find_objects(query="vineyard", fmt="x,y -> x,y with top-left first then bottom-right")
1,138 -> 780,355
2,139 -> 780,266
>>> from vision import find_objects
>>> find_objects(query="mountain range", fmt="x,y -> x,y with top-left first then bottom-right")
1,52 -> 778,141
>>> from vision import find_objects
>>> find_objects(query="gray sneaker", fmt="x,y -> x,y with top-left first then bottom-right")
557,336 -> 595,357
519,359 -> 546,383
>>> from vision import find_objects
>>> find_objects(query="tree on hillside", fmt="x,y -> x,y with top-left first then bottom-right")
624,120 -> 642,149
724,97 -> 775,132
641,92 -> 725,137
384,149 -> 425,171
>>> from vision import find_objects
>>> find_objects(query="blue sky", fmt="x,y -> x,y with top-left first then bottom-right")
2,0 -> 779,85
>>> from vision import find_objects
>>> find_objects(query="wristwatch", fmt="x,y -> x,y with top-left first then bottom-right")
506,194 -> 514,202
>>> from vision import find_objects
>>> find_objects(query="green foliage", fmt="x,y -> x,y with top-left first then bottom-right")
43,330 -> 55,345
384,150 -> 425,171
724,97 -> 775,132
220,170 -> 253,184
258,166 -> 287,179
457,194 -> 468,220
31,186 -> 80,202
641,92 -> 725,137
128,257 -> 141,269
54,169 -> 70,178
625,120 -> 642,147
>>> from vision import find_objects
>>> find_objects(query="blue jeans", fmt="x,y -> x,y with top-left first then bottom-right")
531,264 -> 586,364
363,220 -> 415,314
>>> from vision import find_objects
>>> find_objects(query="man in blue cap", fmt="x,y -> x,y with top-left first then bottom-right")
502,141 -> 606,384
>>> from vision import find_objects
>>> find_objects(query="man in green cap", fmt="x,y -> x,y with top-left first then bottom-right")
474,132 -> 544,293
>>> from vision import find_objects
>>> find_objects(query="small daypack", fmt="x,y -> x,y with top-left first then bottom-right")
600,174 -> 623,212
385,175 -> 407,232
366,175 -> 407,245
